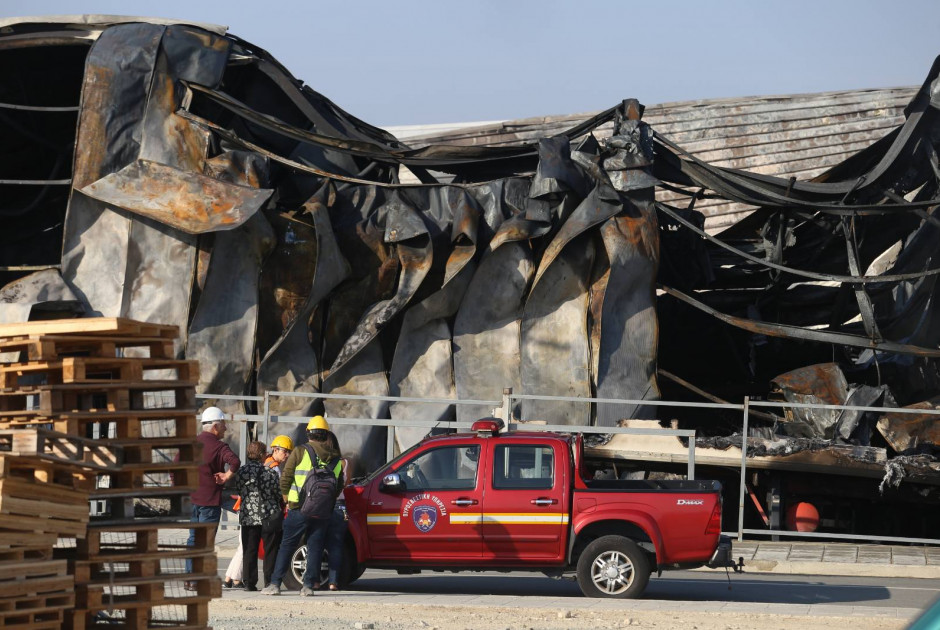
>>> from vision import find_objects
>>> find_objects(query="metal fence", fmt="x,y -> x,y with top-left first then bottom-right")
195,390 -> 940,546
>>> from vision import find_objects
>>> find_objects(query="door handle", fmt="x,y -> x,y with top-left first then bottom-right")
451,498 -> 478,506
530,498 -> 557,506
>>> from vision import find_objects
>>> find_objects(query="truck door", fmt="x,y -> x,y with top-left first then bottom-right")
366,442 -> 483,561
481,441 -> 568,562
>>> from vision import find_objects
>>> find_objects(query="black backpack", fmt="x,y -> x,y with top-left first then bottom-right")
299,445 -> 338,520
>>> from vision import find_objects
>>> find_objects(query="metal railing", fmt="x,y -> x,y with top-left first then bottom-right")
193,389 -> 940,546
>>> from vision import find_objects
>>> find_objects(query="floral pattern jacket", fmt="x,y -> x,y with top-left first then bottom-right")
234,460 -> 282,526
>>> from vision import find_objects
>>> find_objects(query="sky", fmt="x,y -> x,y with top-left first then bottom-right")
3,0 -> 939,127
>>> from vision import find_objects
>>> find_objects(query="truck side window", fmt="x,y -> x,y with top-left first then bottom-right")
401,445 -> 480,490
492,445 -> 554,490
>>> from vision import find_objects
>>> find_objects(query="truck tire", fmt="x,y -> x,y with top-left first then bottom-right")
576,535 -> 650,598
281,540 -> 362,591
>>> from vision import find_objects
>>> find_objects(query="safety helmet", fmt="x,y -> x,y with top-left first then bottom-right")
200,406 -> 226,424
306,415 -> 330,432
270,435 -> 293,450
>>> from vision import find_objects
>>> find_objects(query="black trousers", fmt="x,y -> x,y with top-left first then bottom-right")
243,515 -> 284,588
261,514 -> 283,587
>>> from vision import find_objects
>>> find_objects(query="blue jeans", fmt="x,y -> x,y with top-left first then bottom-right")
186,504 -> 222,574
270,507 -> 347,588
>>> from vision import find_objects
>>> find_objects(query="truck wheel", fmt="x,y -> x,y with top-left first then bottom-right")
576,535 -> 650,598
281,542 -> 308,591
282,541 -> 362,590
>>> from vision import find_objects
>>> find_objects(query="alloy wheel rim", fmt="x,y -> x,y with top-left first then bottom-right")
590,550 -> 634,594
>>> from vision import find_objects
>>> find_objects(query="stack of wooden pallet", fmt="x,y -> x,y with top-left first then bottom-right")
0,432 -> 91,630
0,318 -> 220,630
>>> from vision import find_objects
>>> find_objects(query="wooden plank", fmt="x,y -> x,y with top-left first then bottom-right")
0,334 -> 175,362
50,414 -> 199,440
0,318 -> 178,341
0,428 -> 124,470
65,604 -> 209,630
77,575 -> 220,609
0,357 -> 198,390
71,552 -> 217,584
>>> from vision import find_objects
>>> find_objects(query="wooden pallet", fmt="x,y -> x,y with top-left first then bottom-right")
77,573 -> 220,609
0,559 -> 73,600
0,381 -> 197,415
0,453 -> 87,489
71,551 -> 217,585
0,357 -> 198,390
74,522 -> 216,558
0,590 -> 73,627
0,475 -> 90,537
48,409 -> 202,446
0,530 -> 57,552
1,616 -> 63,630
0,334 -> 176,362
65,601 -> 209,630
0,318 -> 179,341
0,427 -> 124,470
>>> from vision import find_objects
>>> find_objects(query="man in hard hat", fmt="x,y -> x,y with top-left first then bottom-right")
261,416 -> 344,596
185,406 -> 241,591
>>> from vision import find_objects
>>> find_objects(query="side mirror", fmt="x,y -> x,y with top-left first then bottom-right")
380,472 -> 405,493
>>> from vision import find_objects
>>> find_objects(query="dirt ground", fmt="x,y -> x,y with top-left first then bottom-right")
208,599 -> 906,630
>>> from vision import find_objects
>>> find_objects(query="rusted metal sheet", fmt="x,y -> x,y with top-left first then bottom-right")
876,400 -> 940,453
80,160 -> 272,234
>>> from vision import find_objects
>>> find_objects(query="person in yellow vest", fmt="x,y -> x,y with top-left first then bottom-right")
261,416 -> 344,596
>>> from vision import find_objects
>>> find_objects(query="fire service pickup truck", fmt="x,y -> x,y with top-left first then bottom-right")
284,419 -> 733,598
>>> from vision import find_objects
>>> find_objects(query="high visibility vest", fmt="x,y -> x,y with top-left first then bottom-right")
288,447 -> 342,505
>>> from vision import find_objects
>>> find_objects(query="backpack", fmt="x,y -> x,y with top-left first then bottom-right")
298,444 -> 338,520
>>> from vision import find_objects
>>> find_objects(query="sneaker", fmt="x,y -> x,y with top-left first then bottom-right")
328,583 -> 339,592
260,584 -> 281,596
244,585 -> 258,592
231,581 -> 245,589
299,586 -> 315,597
223,579 -> 234,589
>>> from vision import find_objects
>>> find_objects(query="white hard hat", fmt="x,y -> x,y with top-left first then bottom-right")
200,406 -> 226,424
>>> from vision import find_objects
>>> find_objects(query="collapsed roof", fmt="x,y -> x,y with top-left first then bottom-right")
1,16 -> 939,483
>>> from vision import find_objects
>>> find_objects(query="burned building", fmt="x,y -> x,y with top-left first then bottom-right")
1,15 -> 938,538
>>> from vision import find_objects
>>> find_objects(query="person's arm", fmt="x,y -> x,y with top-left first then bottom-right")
280,447 -> 304,501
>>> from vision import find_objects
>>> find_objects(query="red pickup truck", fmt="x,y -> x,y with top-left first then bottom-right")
284,419 -> 732,598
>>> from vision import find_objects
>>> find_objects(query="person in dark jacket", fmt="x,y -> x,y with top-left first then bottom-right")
185,406 -> 240,591
261,416 -> 345,596
234,441 -> 283,591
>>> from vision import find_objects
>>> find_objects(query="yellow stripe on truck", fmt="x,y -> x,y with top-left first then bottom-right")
450,513 -> 569,525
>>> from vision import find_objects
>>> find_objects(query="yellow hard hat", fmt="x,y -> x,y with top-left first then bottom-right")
306,415 -> 329,432
270,435 -> 293,450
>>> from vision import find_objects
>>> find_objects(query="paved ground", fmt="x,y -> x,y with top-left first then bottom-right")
212,526 -> 940,580
207,527 -> 940,624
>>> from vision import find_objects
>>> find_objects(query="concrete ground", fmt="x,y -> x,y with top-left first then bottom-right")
212,526 -> 940,580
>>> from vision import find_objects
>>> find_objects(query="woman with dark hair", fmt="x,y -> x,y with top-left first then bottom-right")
234,440 -> 283,590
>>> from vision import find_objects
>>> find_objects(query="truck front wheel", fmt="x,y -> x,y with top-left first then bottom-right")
576,535 -> 650,598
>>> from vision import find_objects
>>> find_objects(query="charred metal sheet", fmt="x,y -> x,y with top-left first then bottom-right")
520,236 -> 594,424
876,399 -> 940,453
771,363 -> 850,439
389,187 -> 481,450
185,144 -> 275,408
322,339 -> 390,477
454,241 -> 534,423
80,159 -> 273,234
61,23 -> 166,316
257,190 -> 350,416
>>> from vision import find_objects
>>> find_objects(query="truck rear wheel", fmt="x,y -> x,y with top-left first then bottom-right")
576,535 -> 650,598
